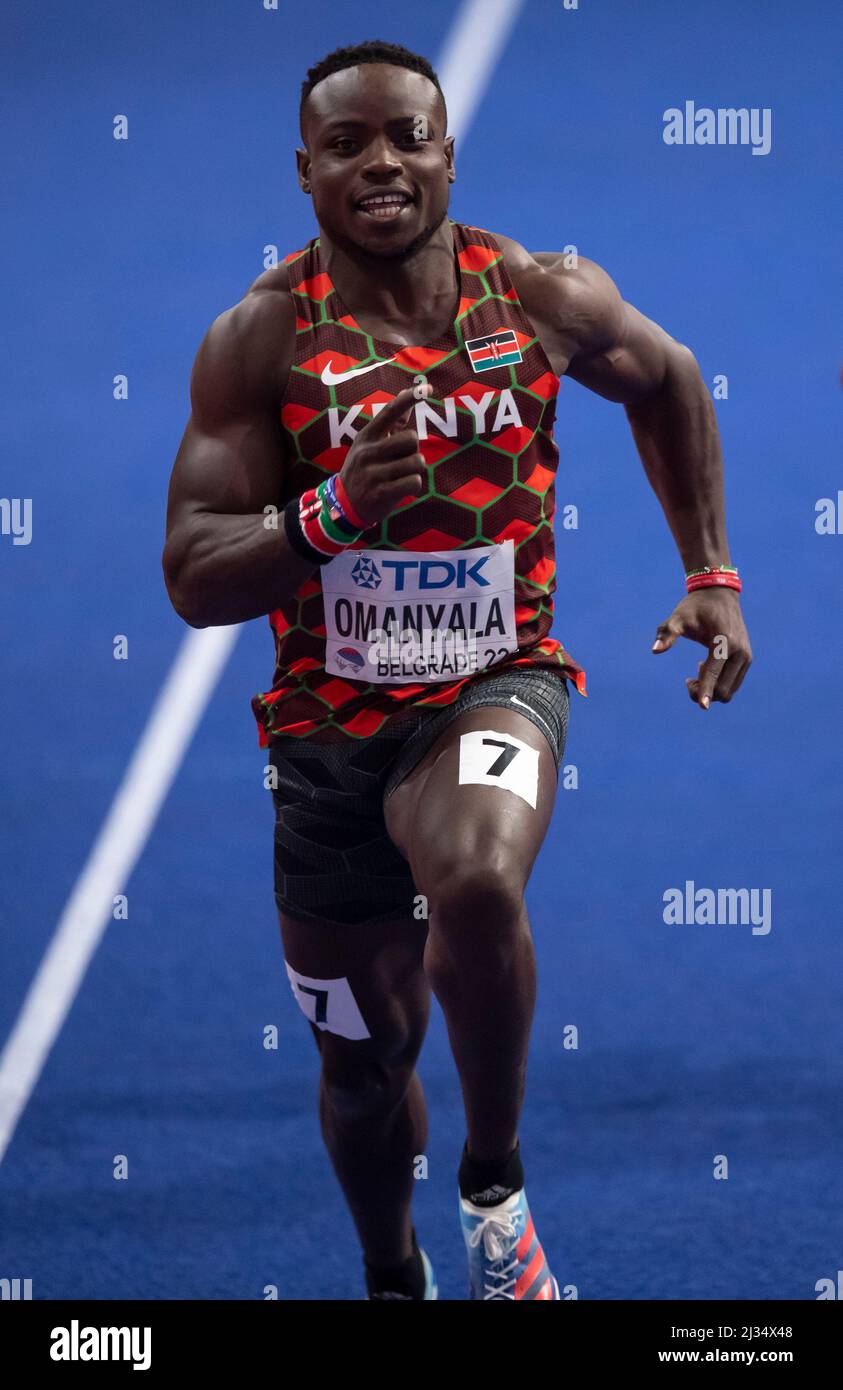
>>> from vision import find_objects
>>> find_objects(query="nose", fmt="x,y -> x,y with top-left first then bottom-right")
361,133 -> 404,176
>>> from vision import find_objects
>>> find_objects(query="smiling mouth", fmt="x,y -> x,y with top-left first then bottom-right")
356,195 -> 414,222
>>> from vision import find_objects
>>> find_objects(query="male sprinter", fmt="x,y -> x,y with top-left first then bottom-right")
162,41 -> 751,1300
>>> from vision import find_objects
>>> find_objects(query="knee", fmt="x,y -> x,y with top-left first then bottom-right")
427,856 -> 524,929
422,860 -> 527,979
321,1049 -> 416,1121
318,1012 -> 424,1120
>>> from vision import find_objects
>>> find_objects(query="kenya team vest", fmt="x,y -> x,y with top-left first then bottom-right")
251,219 -> 586,745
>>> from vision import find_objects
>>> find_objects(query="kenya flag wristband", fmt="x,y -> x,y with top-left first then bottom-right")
685,564 -> 742,594
328,472 -> 369,529
284,479 -> 365,566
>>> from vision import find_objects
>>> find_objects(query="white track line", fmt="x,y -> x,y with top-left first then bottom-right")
436,0 -> 526,141
0,627 -> 239,1164
0,0 -> 527,1168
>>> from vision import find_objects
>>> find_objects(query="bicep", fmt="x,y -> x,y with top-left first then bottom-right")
165,295 -> 289,534
545,255 -> 678,404
564,300 -> 674,404
166,409 -> 286,527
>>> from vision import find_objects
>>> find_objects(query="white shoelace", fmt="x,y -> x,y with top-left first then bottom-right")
467,1209 -> 521,1300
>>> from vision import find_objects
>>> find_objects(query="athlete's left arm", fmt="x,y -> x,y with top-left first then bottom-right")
536,252 -> 752,708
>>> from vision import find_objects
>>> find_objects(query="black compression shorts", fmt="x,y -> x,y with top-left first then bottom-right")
267,666 -> 570,928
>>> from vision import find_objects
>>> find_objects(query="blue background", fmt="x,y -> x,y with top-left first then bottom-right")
1,0 -> 841,1299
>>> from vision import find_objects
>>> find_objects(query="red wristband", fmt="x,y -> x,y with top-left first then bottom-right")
334,473 -> 370,530
686,572 -> 742,594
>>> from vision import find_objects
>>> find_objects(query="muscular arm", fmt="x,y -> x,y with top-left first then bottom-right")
162,283 -> 318,628
527,247 -> 752,704
534,251 -> 730,567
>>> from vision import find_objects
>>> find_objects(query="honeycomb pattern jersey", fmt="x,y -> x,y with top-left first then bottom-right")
251,219 -> 587,745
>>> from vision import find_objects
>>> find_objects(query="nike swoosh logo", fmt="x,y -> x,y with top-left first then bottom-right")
510,694 -> 536,715
510,694 -> 553,737
321,356 -> 398,385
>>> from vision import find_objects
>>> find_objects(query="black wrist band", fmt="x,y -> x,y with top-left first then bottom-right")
283,496 -> 334,566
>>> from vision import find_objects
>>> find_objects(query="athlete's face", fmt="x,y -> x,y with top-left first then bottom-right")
297,64 -> 455,260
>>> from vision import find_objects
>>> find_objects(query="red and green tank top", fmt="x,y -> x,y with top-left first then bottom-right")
252,219 -> 586,745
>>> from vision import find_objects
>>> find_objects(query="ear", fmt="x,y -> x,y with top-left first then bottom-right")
444,135 -> 456,179
295,147 -> 311,193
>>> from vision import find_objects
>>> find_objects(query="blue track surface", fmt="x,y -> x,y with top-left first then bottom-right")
1,0 -> 841,1299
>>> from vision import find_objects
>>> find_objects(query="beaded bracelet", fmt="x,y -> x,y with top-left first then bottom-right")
685,564 -> 742,594
327,472 -> 369,530
284,477 -> 366,566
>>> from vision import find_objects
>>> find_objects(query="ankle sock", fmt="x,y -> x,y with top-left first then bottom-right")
364,1227 -> 427,1300
458,1138 -> 524,1207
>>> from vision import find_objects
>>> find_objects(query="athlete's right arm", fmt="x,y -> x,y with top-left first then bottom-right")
163,285 -> 431,628
162,285 -> 322,627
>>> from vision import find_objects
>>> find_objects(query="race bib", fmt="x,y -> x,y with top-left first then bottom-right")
321,540 -> 518,684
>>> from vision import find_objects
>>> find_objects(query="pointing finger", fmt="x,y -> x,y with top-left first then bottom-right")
368,383 -> 432,437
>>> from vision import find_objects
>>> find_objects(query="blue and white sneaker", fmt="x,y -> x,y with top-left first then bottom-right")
366,1247 -> 438,1300
459,1187 -> 560,1300
420,1246 -> 438,1299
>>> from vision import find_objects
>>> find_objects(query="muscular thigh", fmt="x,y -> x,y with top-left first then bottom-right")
278,908 -> 431,1077
384,705 -> 559,896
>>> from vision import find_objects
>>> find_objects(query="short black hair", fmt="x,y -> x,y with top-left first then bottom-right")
299,39 -> 447,144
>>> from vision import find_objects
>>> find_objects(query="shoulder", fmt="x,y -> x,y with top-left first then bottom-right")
190,262 -> 296,416
488,228 -> 625,356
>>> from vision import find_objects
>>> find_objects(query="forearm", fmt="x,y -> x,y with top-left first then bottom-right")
624,348 -> 731,572
163,510 -> 318,627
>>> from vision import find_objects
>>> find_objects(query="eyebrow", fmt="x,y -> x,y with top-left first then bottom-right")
321,117 -> 436,135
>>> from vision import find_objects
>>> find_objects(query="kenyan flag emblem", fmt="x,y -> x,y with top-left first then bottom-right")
465,328 -> 522,373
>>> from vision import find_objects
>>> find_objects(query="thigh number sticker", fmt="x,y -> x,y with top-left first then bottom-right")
284,963 -> 371,1040
457,729 -> 539,808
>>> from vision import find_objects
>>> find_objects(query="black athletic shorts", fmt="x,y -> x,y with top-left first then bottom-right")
268,666 -> 570,928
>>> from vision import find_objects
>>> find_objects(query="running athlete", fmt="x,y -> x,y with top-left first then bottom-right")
162,40 -> 752,1301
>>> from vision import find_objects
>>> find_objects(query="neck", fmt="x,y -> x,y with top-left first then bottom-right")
319,215 -> 456,323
